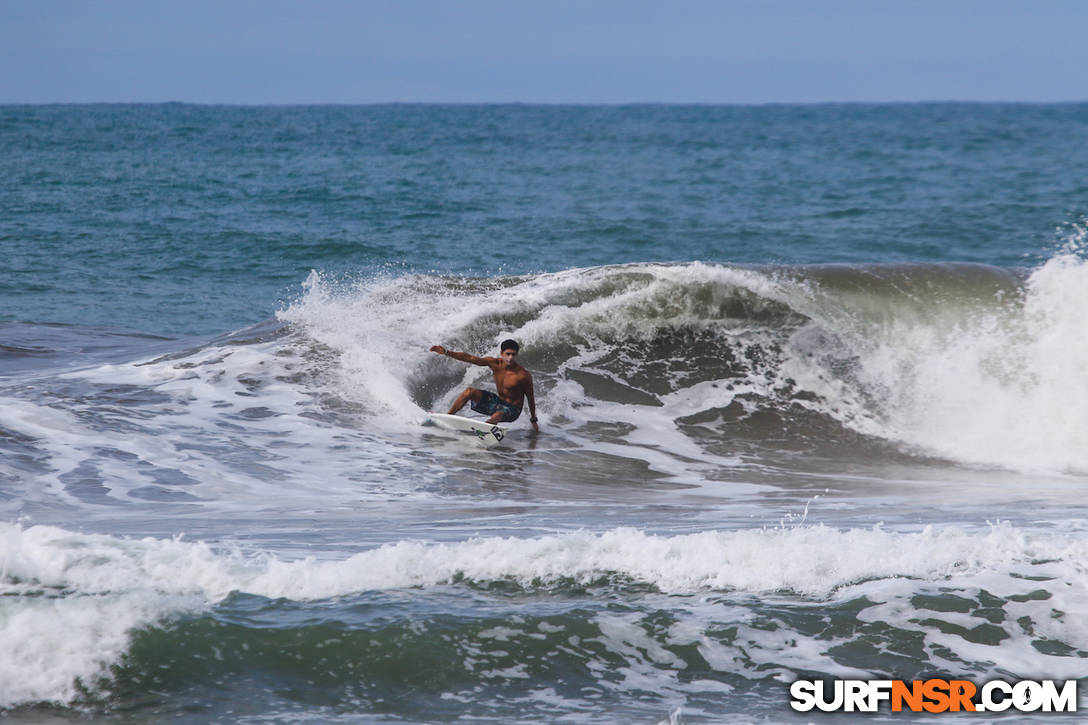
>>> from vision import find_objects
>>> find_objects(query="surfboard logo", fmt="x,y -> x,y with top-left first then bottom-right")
473,426 -> 504,442
428,413 -> 507,445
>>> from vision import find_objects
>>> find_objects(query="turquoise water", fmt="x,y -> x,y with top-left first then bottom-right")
3,104 -> 1088,723
4,104 -> 1085,334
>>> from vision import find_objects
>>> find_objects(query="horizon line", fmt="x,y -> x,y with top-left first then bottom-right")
4,99 -> 1088,108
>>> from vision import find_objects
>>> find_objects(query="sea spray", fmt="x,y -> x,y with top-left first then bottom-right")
278,261 -> 1088,473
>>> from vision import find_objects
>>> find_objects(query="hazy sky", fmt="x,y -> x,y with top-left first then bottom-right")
3,0 -> 1086,104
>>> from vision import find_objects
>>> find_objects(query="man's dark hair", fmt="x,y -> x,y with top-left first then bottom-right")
500,339 -> 520,353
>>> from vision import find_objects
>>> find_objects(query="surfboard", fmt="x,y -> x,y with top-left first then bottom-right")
426,413 -> 507,446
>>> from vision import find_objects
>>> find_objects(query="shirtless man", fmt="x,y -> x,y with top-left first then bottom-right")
430,339 -> 539,432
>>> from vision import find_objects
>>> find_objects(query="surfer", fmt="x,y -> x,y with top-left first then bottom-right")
430,339 -> 539,432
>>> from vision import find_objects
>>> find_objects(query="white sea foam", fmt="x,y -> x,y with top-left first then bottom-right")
27,257 -> 1075,521
277,269 -> 513,422
5,336 -> 445,511
787,252 -> 1088,473
275,259 -> 1088,474
274,264 -> 783,483
3,521 -> 1088,706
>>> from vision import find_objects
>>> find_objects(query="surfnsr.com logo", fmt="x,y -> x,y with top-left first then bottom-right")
790,679 -> 1077,713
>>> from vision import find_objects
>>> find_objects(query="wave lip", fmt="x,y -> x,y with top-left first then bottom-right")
278,256 -> 1088,474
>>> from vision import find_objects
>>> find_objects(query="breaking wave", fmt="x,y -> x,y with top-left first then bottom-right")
279,253 -> 1088,474
4,521 -> 1088,709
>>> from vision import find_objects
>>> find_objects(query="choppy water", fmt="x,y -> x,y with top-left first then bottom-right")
3,103 -> 1088,723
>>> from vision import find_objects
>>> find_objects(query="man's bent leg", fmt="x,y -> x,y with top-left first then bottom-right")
448,387 -> 482,415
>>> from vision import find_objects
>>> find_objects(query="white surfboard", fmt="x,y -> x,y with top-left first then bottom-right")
426,413 -> 507,446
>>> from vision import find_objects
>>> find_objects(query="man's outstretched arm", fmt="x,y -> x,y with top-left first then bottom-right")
430,345 -> 493,366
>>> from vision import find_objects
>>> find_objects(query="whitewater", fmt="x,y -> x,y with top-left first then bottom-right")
5,253 -> 1088,721
4,102 -> 1088,723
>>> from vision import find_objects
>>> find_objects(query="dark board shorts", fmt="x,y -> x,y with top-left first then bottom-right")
470,390 -> 522,422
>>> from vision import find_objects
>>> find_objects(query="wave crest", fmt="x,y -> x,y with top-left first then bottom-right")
278,258 -> 1088,473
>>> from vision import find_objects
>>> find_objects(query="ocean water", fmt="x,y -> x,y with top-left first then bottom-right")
2,103 -> 1088,723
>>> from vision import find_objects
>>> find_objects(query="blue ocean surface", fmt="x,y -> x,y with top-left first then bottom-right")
2,103 -> 1088,723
